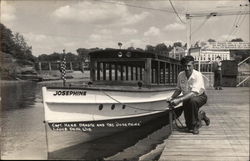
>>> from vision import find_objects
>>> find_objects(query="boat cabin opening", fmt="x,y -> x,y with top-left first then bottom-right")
89,49 -> 181,86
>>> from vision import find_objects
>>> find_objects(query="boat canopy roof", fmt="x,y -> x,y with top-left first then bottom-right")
89,49 -> 179,62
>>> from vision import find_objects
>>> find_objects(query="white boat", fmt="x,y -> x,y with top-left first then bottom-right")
42,49 -> 183,159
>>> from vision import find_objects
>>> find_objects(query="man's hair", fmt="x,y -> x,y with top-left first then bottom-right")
180,55 -> 194,65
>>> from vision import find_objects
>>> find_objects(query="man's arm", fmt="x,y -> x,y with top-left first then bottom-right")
170,91 -> 198,106
166,89 -> 181,102
171,89 -> 182,99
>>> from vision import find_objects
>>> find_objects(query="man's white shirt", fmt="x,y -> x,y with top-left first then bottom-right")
177,69 -> 205,95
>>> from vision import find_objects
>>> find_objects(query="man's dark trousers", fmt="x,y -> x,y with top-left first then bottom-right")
183,93 -> 207,130
214,70 -> 222,88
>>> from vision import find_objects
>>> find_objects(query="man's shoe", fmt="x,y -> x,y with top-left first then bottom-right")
196,120 -> 202,128
192,127 -> 199,135
204,117 -> 210,126
187,129 -> 193,133
219,87 -> 223,90
200,110 -> 210,126
203,113 -> 210,126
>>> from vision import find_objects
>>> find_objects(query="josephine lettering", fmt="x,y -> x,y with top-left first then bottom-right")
53,90 -> 86,96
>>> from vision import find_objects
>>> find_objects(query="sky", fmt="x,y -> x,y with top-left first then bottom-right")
1,0 -> 249,56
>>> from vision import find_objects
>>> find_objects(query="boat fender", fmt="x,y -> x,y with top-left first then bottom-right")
122,105 -> 126,109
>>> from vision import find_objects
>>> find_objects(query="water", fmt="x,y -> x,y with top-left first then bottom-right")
0,81 -> 174,160
0,81 -> 46,159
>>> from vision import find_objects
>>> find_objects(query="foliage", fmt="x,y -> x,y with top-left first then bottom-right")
173,42 -> 182,47
155,43 -> 168,55
135,48 -> 144,51
230,50 -> 250,63
127,46 -> 135,50
0,23 -> 35,62
76,48 -> 90,61
145,45 -> 155,52
208,39 -> 216,42
145,43 -> 173,55
37,52 -> 78,62
118,42 -> 123,49
76,47 -> 101,62
231,38 -> 243,42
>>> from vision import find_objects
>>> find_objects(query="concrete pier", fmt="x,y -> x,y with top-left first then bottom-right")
159,87 -> 249,161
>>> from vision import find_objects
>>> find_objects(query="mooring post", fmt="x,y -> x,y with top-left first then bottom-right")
169,104 -> 174,134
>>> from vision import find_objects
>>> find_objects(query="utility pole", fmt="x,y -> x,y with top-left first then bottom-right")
186,14 -> 191,55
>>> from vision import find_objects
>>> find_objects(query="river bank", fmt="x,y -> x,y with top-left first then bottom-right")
1,70 -> 90,85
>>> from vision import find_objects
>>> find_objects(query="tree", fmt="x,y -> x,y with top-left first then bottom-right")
173,42 -> 182,47
208,39 -> 216,42
0,23 -> 15,54
155,43 -> 167,55
127,46 -> 135,50
183,43 -> 187,48
135,48 -> 144,51
200,41 -> 207,47
66,52 -> 78,61
118,42 -> 122,49
37,52 -> 61,61
231,38 -> 243,42
0,23 -> 35,62
194,41 -> 200,47
167,45 -> 173,52
76,48 -> 90,62
145,45 -> 155,52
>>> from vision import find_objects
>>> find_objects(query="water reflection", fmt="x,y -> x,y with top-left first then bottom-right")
1,81 -> 38,110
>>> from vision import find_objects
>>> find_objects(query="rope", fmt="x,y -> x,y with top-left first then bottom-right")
102,90 -> 186,129
168,104 -> 185,129
102,90 -> 166,112
172,107 -> 186,129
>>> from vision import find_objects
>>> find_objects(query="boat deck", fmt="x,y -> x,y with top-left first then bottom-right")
159,87 -> 249,161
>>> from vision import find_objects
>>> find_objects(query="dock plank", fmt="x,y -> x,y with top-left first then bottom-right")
159,87 -> 249,161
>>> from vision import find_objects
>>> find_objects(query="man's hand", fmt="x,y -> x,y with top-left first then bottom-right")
166,97 -> 173,103
169,97 -> 182,106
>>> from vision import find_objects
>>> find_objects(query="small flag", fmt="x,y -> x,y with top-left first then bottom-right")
60,55 -> 66,82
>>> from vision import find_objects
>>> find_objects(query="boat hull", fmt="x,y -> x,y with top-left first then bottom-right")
42,86 -> 183,159
46,106 -> 183,159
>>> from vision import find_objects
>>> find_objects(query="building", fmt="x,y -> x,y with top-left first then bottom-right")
189,47 -> 230,62
169,46 -> 186,60
193,49 -> 230,62
191,41 -> 250,62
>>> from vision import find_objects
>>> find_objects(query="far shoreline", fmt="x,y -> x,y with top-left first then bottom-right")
0,77 -> 90,85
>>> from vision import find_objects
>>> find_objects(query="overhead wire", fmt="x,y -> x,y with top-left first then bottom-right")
226,11 -> 246,40
190,16 -> 210,36
231,14 -> 247,36
230,13 -> 242,35
168,0 -> 186,24
97,0 -> 176,13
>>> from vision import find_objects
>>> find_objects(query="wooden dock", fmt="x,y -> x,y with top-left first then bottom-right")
159,87 -> 249,161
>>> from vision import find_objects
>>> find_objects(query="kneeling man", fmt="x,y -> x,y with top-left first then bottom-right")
167,55 -> 210,134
